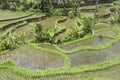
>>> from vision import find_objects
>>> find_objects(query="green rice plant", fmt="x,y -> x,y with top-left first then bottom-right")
95,27 -> 115,33
61,34 -> 95,45
31,34 -> 115,54
29,43 -> 71,68
50,32 -> 120,54
1,61 -> 17,67
83,77 -> 109,80
1,54 -> 120,78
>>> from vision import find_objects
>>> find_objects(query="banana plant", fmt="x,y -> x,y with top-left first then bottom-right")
1,40 -> 11,50
20,32 -> 26,43
67,18 -> 84,38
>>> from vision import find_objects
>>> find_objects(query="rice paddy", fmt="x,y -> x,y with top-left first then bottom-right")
0,1 -> 120,80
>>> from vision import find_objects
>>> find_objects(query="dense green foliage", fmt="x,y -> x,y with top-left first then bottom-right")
67,17 -> 93,38
34,23 -> 65,43
109,4 -> 120,24
34,16 -> 93,43
0,0 -> 114,13
0,30 -> 26,52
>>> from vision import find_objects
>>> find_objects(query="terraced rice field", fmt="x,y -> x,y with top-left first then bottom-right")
0,3 -> 120,80
0,10 -> 32,20
0,45 -> 64,70
68,41 -> 120,67
95,23 -> 114,31
37,65 -> 120,80
58,36 -> 110,50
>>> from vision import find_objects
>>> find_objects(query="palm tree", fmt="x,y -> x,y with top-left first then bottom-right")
92,0 -> 99,35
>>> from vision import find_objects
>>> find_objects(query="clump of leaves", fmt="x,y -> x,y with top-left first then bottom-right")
0,30 -> 26,52
34,23 -> 60,43
67,16 -> 93,39
109,5 -> 120,24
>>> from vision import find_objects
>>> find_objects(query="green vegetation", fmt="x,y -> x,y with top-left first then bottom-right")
1,54 -> 120,78
34,23 -> 65,43
83,77 -> 109,80
67,17 -> 93,39
0,29 -> 26,53
0,0 -> 120,80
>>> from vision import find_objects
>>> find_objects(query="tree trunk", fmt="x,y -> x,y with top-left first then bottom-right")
92,0 -> 99,35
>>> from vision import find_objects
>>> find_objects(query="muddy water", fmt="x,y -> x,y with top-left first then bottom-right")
95,23 -> 113,31
96,30 -> 116,36
1,64 -> 120,80
0,45 -> 64,70
68,42 -> 120,67
59,36 -> 110,50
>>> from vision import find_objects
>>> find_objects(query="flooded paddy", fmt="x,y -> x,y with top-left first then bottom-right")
59,36 -> 110,50
40,65 -> 120,80
0,45 -> 64,70
68,42 -> 120,67
96,30 -> 117,36
95,23 -> 113,31
0,1 -> 119,80
0,64 -> 120,80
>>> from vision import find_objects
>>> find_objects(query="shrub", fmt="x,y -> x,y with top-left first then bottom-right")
50,9 -> 64,16
67,17 -> 93,39
0,30 -> 26,52
34,23 -> 61,43
109,6 -> 120,24
68,11 -> 75,19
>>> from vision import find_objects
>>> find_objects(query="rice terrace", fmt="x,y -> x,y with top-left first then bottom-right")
0,0 -> 120,80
